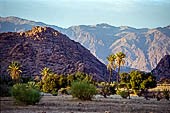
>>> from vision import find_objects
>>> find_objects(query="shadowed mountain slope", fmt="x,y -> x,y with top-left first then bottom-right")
152,55 -> 170,80
0,26 -> 115,81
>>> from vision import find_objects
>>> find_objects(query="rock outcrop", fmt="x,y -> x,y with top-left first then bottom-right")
0,26 -> 114,81
152,55 -> 170,80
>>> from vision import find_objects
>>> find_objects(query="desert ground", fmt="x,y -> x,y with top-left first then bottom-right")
0,95 -> 170,113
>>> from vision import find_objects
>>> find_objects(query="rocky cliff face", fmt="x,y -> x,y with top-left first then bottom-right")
152,55 -> 170,80
0,26 -> 113,81
1,17 -> 170,74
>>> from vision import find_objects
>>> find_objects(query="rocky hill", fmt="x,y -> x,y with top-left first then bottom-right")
0,26 -> 113,81
152,55 -> 170,80
1,16 -> 170,73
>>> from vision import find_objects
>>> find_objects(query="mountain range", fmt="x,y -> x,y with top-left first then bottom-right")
0,16 -> 170,73
0,26 -> 112,81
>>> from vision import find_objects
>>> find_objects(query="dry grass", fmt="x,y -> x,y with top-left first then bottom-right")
1,95 -> 170,113
149,84 -> 170,92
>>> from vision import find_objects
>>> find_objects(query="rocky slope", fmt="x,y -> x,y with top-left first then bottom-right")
1,16 -> 170,73
152,55 -> 170,80
0,26 -> 113,81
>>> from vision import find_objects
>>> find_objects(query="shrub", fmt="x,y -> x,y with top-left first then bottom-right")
11,83 -> 41,105
117,90 -> 129,99
162,89 -> 169,100
70,81 -> 96,100
98,82 -> 116,98
36,73 -> 60,94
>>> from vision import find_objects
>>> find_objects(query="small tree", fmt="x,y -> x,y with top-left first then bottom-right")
129,70 -> 143,94
37,67 -> 60,95
129,70 -> 157,95
120,72 -> 131,98
98,82 -> 116,98
140,72 -> 157,90
106,54 -> 116,83
115,52 -> 126,89
37,72 -> 60,94
7,61 -> 22,80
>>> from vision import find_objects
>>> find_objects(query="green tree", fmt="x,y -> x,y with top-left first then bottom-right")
106,54 -> 116,83
129,70 -> 144,94
37,72 -> 60,94
120,72 -> 131,98
37,67 -> 60,95
115,52 -> 126,89
140,72 -> 157,90
120,72 -> 131,89
7,61 -> 22,80
129,70 -> 157,94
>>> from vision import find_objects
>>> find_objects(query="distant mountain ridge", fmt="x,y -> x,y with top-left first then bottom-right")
65,23 -> 170,72
0,16 -> 64,33
1,16 -> 170,74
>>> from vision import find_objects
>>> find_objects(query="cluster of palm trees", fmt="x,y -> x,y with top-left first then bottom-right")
107,52 -> 126,89
7,52 -> 126,90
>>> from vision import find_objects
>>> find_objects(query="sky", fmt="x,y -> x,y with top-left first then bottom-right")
0,0 -> 170,28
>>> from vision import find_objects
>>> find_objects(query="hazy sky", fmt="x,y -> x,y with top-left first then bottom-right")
0,0 -> 170,28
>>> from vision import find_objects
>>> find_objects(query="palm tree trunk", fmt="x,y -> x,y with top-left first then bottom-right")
117,65 -> 120,90
109,69 -> 112,83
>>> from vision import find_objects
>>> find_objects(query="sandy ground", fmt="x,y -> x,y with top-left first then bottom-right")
0,95 -> 170,113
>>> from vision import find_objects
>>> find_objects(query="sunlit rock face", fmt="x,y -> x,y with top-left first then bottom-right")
0,26 -> 115,81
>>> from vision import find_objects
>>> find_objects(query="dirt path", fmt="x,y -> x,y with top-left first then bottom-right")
1,95 -> 170,113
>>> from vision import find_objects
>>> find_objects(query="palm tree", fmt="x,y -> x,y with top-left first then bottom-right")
106,54 -> 116,83
115,52 -> 126,89
41,67 -> 52,80
7,61 -> 22,80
